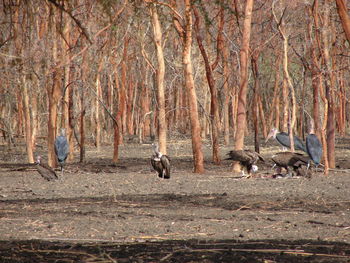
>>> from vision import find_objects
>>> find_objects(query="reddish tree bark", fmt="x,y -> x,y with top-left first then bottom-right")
182,0 -> 204,173
193,6 -> 220,164
233,0 -> 254,171
335,0 -> 350,44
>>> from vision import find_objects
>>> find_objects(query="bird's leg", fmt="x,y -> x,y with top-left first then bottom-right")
285,167 -> 292,178
307,160 -> 311,170
61,167 -> 64,177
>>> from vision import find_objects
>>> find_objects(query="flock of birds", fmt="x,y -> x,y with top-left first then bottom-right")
151,126 -> 322,180
226,127 -> 323,178
34,126 -> 322,181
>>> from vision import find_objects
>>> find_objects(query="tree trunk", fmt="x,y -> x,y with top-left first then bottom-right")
182,0 -> 204,173
95,57 -> 103,151
150,4 -> 167,154
22,77 -> 34,163
251,54 -> 260,153
47,70 -> 61,168
321,0 -> 335,168
62,10 -> 74,162
79,52 -> 88,163
120,38 -> 129,141
193,6 -> 220,164
112,63 -> 122,163
335,0 -> 350,44
233,0 -> 254,171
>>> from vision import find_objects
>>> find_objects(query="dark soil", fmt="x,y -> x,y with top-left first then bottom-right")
0,137 -> 349,262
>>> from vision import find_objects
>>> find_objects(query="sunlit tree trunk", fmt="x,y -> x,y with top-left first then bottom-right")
150,3 -> 167,154
182,0 -> 204,173
233,0 -> 254,172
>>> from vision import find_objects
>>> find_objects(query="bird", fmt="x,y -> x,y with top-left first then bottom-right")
306,120 -> 322,171
226,149 -> 265,177
151,143 -> 171,179
271,151 -> 310,177
35,156 -> 58,181
265,127 -> 306,152
54,128 -> 69,175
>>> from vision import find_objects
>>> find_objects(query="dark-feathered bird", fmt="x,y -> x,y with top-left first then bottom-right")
54,128 -> 69,175
266,127 -> 306,152
306,120 -> 322,170
36,156 -> 58,181
151,143 -> 171,179
271,151 -> 310,177
226,149 -> 265,177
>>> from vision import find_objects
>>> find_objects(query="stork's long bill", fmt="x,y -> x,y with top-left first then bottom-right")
265,128 -> 277,143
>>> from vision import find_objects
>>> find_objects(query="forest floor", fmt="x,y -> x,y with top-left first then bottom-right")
0,135 -> 349,262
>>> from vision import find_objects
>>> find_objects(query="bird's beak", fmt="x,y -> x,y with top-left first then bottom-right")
265,132 -> 273,143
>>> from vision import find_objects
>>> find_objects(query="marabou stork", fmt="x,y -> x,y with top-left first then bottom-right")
226,149 -> 265,177
306,120 -> 322,171
36,156 -> 58,181
54,128 -> 69,175
271,151 -> 310,177
151,143 -> 171,179
265,127 -> 306,152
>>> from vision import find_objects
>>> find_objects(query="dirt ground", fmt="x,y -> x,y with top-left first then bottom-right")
0,136 -> 349,262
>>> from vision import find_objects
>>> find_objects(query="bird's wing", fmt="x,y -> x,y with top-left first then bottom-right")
276,132 -> 291,148
160,155 -> 171,178
294,136 -> 306,152
227,150 -> 250,162
37,164 -> 58,181
54,137 -> 70,163
245,149 -> 265,162
306,135 -> 322,164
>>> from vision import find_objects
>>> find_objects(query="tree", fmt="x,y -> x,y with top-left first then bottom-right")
233,0 -> 254,172
150,3 -> 167,154
193,5 -> 220,164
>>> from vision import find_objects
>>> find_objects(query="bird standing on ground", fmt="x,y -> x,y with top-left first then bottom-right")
265,127 -> 306,152
226,149 -> 265,177
306,119 -> 322,171
271,151 -> 310,177
151,143 -> 171,179
36,156 -> 58,181
54,128 -> 69,175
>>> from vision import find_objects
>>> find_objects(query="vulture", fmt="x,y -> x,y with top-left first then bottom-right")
54,128 -> 69,175
271,151 -> 310,177
266,127 -> 306,152
36,156 -> 58,181
306,119 -> 322,171
151,143 -> 171,179
226,149 -> 265,177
